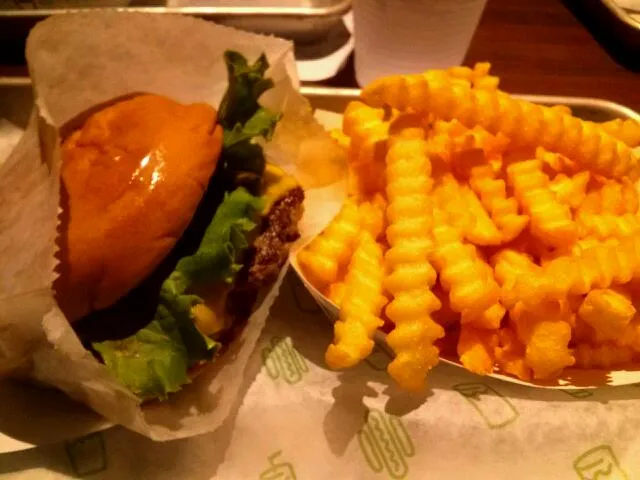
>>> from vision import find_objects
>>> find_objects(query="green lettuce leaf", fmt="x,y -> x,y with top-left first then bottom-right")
218,50 -> 274,130
218,51 -> 281,179
223,107 -> 281,149
173,187 -> 264,285
93,188 -> 263,400
93,310 -> 209,401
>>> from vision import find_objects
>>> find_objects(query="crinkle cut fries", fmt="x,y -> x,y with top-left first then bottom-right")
299,63 -> 640,391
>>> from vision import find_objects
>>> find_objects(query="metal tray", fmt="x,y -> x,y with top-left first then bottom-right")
302,86 -> 640,122
2,77 -> 639,123
2,79 -> 639,133
0,0 -> 351,65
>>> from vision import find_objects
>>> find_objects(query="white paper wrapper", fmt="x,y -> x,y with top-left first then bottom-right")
0,120 -> 24,167
2,273 -> 640,479
0,12 -> 346,440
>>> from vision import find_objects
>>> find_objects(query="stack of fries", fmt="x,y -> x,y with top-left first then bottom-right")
298,63 -> 640,390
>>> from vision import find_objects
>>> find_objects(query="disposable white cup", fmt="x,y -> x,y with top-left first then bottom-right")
353,0 -> 488,86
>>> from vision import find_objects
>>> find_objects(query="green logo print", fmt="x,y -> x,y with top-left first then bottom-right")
262,336 -> 308,384
259,451 -> 297,480
453,382 -> 519,429
65,432 -> 107,477
358,409 -> 415,479
563,389 -> 594,399
573,445 -> 628,480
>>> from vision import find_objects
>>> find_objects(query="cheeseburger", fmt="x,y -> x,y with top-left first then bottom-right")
53,51 -> 304,401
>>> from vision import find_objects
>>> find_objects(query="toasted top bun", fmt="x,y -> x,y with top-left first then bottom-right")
55,94 -> 223,323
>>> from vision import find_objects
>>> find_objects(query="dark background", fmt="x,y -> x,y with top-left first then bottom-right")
1,0 -> 639,110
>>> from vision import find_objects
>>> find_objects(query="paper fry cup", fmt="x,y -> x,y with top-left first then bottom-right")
0,12 -> 347,440
290,108 -> 640,391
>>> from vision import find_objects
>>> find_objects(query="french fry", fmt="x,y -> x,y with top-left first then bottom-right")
361,72 -> 640,179
577,289 -> 635,341
597,118 -> 640,148
343,101 -> 392,196
576,211 -> 640,239
615,319 -> 640,351
548,171 -> 590,209
446,62 -> 500,91
330,128 -> 350,149
574,343 -> 635,368
622,180 -> 640,214
506,158 -> 577,248
492,249 -> 540,287
578,179 -> 640,216
468,164 -> 529,243
494,327 -> 532,380
431,208 -> 501,323
457,325 -> 498,375
358,193 -> 388,240
461,302 -> 506,330
327,282 -> 346,306
550,104 -> 572,116
309,64 -> 640,388
298,199 -> 361,288
543,238 -> 639,295
536,147 -> 580,175
326,232 -> 386,369
343,101 -> 389,166
509,300 -> 575,379
432,173 -> 475,234
458,185 -> 504,245
383,137 -> 444,390
429,120 -> 509,163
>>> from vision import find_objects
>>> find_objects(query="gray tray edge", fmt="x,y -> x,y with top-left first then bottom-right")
0,1 -> 352,18
1,79 -> 638,121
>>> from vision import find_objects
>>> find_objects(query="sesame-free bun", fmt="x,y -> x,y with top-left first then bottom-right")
54,94 -> 223,323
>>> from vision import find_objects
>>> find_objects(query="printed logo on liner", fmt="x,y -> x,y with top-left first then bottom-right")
453,382 -> 519,429
573,444 -> 628,480
262,336 -> 309,384
259,451 -> 297,480
65,432 -> 107,477
562,389 -> 594,399
358,409 -> 415,479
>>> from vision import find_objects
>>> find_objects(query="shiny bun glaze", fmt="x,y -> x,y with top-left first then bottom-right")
55,94 -> 223,323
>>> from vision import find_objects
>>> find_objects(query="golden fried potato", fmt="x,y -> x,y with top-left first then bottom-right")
578,289 -> 635,341
384,137 -> 444,390
326,233 -> 386,369
305,63 -> 640,389
458,326 -> 498,375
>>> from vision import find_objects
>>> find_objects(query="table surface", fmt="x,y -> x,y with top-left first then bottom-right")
317,0 -> 640,112
0,0 -> 638,112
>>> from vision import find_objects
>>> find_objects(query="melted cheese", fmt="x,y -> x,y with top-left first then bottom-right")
191,304 -> 225,336
262,164 -> 299,213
